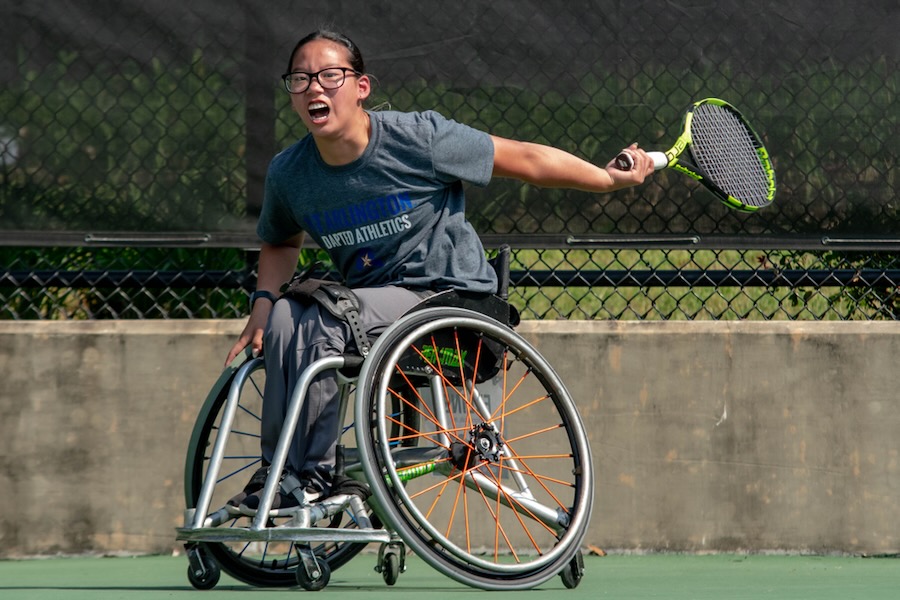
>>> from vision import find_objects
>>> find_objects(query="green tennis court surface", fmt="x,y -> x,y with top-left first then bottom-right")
0,553 -> 895,599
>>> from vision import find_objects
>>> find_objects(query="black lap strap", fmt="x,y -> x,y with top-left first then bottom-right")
311,285 -> 370,357
282,277 -> 370,357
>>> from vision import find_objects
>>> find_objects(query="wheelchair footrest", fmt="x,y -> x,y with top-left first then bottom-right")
178,493 -> 388,544
176,525 -> 392,544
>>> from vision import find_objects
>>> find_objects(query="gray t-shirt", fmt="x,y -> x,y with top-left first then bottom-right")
258,110 -> 497,293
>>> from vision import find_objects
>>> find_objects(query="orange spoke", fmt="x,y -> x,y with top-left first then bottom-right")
499,445 -> 574,515
463,471 -> 472,553
498,476 -> 545,556
409,337 -> 466,402
500,452 -> 574,461
491,364 -> 532,421
408,463 -> 464,501
466,334 -> 486,422
497,392 -> 553,421
498,351 -> 509,444
388,369 -> 442,429
453,331 -> 469,410
384,411 -> 470,448
420,471 -> 455,521
430,332 -> 464,433
476,466 -> 533,558
493,465 -> 504,560
387,373 -> 469,448
406,336 -> 487,444
445,454 -> 469,547
449,332 -> 488,425
503,423 -> 565,444
493,463 -> 576,488
423,451 -> 470,545
483,465 -> 557,546
467,466 -> 520,561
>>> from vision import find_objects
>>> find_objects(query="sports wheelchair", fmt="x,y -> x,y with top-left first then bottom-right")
176,247 -> 594,591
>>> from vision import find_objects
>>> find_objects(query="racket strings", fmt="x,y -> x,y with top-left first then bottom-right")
689,104 -> 772,207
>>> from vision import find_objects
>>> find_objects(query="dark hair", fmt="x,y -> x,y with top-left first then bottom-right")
286,30 -> 365,74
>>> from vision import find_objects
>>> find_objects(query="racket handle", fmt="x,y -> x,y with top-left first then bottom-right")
614,151 -> 669,171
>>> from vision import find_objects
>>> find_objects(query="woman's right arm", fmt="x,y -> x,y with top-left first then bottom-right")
224,234 -> 305,366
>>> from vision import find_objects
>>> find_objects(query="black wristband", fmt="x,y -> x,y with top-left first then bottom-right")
249,290 -> 278,308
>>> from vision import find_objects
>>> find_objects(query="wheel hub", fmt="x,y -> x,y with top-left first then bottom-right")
448,424 -> 505,471
472,424 -> 502,462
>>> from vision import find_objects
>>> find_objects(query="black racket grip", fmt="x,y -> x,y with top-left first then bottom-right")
614,152 -> 634,171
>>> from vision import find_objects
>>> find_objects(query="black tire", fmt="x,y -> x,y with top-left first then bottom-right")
560,550 -> 585,589
183,356 -> 372,587
296,555 -> 331,591
186,545 -> 221,590
355,308 -> 594,590
381,551 -> 401,586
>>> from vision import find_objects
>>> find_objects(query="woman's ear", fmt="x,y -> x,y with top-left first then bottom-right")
357,74 -> 371,103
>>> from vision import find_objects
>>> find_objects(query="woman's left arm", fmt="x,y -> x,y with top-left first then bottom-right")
490,135 -> 654,193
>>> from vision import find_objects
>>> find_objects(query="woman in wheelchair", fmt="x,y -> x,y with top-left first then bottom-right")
222,29 -> 654,513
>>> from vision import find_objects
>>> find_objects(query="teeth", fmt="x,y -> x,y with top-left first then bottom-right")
308,102 -> 329,124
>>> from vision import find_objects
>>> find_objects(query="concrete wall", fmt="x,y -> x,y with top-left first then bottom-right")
1,320 -> 897,557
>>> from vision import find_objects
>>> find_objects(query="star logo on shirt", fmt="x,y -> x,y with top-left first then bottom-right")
355,249 -> 384,272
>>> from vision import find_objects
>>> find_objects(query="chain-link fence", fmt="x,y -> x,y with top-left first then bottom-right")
1,1 -> 898,320
4,244 -> 899,320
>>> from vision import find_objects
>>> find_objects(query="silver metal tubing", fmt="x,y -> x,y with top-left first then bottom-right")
428,374 -> 452,448
190,358 -> 262,529
251,355 -> 348,531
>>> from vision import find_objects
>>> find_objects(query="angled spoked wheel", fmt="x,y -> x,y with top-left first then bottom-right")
183,356 -> 372,587
356,307 -> 594,590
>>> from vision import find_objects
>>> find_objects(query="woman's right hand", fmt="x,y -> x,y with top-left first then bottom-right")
224,303 -> 272,366
225,235 -> 304,367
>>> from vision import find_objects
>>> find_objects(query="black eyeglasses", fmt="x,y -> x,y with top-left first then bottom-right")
281,67 -> 361,94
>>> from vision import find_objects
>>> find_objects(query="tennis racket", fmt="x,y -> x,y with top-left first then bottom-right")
616,98 -> 776,212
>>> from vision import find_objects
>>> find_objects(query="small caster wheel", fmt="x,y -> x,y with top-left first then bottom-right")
560,550 -> 585,589
187,561 -> 220,590
185,543 -> 220,590
375,541 -> 406,586
381,551 -> 400,586
296,557 -> 331,591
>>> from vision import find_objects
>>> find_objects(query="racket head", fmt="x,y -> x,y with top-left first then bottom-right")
679,98 -> 776,212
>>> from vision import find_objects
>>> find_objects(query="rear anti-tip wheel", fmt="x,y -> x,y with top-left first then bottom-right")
560,550 -> 585,589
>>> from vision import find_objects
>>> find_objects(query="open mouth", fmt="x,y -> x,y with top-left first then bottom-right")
308,102 -> 330,124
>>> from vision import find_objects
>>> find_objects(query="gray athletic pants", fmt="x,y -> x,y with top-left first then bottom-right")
260,285 -> 424,493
